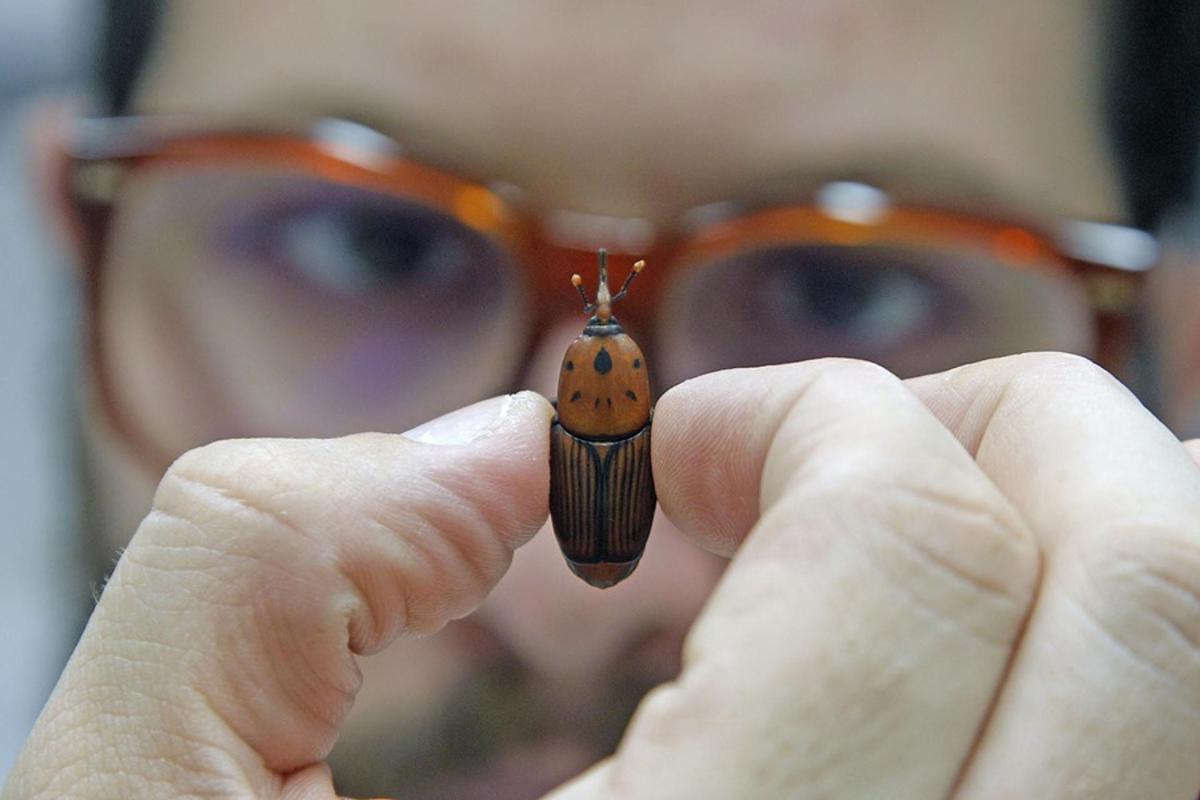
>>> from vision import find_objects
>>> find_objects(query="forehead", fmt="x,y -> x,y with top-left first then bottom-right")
137,0 -> 1121,221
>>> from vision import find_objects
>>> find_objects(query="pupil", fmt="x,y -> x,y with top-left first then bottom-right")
349,211 -> 432,278
800,262 -> 873,325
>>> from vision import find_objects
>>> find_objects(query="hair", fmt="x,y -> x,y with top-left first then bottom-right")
97,0 -> 1199,230
1102,0 -> 1200,229
97,0 -> 160,115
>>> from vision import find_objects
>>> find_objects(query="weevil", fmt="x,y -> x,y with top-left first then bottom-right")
549,248 -> 656,589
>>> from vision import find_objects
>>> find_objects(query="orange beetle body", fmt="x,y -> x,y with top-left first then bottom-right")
549,250 -> 657,588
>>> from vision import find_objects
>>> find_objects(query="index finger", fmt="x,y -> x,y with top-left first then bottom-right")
554,359 -> 1039,798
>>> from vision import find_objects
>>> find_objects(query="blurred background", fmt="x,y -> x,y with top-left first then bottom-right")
0,0 -> 94,779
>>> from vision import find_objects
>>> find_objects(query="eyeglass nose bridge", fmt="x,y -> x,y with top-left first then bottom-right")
522,210 -> 672,337
538,208 -> 659,255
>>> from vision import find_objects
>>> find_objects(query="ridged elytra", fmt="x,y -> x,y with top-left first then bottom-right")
548,249 -> 656,588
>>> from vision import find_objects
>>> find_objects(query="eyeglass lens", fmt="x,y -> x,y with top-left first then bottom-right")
98,162 -> 1095,457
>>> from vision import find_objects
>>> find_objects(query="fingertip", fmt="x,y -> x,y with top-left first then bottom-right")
1182,438 -> 1200,462
402,391 -> 555,555
653,368 -> 786,555
401,391 -> 552,447
501,389 -> 557,433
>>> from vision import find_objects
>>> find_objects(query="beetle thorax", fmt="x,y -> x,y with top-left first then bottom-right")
555,331 -> 651,438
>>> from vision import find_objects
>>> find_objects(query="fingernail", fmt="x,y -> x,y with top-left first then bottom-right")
402,395 -> 515,446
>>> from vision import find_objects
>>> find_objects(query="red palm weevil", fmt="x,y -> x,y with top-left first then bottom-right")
549,248 -> 656,589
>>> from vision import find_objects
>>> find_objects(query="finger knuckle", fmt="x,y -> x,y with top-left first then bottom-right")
809,357 -> 898,391
1072,522 -> 1200,690
155,438 -> 288,515
1007,351 -> 1119,392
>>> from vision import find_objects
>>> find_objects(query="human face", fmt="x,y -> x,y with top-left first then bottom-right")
79,1 -> 1124,796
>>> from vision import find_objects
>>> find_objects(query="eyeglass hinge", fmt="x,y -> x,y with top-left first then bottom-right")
71,161 -> 124,205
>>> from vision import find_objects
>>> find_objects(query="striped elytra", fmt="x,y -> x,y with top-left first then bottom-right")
548,249 -> 657,588
549,421 -> 656,587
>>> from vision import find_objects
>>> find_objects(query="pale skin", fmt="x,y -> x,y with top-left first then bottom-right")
7,0 -> 1200,797
8,358 -> 1200,798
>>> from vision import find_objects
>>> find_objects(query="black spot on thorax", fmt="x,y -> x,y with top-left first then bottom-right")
593,348 -> 612,374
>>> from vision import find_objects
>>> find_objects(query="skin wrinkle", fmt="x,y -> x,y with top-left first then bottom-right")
754,488 -> 1026,650
1070,533 -> 1200,697
247,584 -> 357,745
135,686 -> 276,799
789,441 -> 1034,590
360,456 -> 547,633
134,471 -> 368,773
52,627 -> 282,797
126,511 -> 319,610
755,363 -> 1037,608
139,494 -> 356,622
1139,566 -> 1200,654
339,514 -> 417,653
159,448 -> 432,652
153,468 -> 326,553
122,519 -> 363,773
407,466 -> 519,584
390,497 -> 504,632
1055,580 -> 1200,718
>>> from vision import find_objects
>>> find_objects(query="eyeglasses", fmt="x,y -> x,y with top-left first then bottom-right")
61,115 -> 1160,474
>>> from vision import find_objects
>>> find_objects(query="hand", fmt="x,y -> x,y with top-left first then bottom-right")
5,355 -> 1200,799
553,354 -> 1200,799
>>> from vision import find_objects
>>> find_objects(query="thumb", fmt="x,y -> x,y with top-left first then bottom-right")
3,392 -> 554,799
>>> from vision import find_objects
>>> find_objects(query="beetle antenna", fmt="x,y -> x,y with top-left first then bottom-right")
571,273 -> 595,313
611,259 -> 645,302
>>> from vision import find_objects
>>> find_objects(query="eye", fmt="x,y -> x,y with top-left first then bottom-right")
656,243 -> 966,381
760,248 -> 942,348
222,184 -> 491,298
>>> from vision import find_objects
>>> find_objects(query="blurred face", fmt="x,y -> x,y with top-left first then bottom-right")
80,0 -> 1124,796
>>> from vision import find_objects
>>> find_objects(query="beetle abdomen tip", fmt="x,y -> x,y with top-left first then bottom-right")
567,558 -> 641,589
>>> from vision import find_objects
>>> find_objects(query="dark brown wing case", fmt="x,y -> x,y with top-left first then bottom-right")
549,418 -> 656,588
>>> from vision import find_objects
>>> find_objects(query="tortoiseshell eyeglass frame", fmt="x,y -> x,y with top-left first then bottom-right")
58,115 -> 1161,474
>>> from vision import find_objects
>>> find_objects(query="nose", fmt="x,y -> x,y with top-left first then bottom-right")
475,323 -> 725,681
